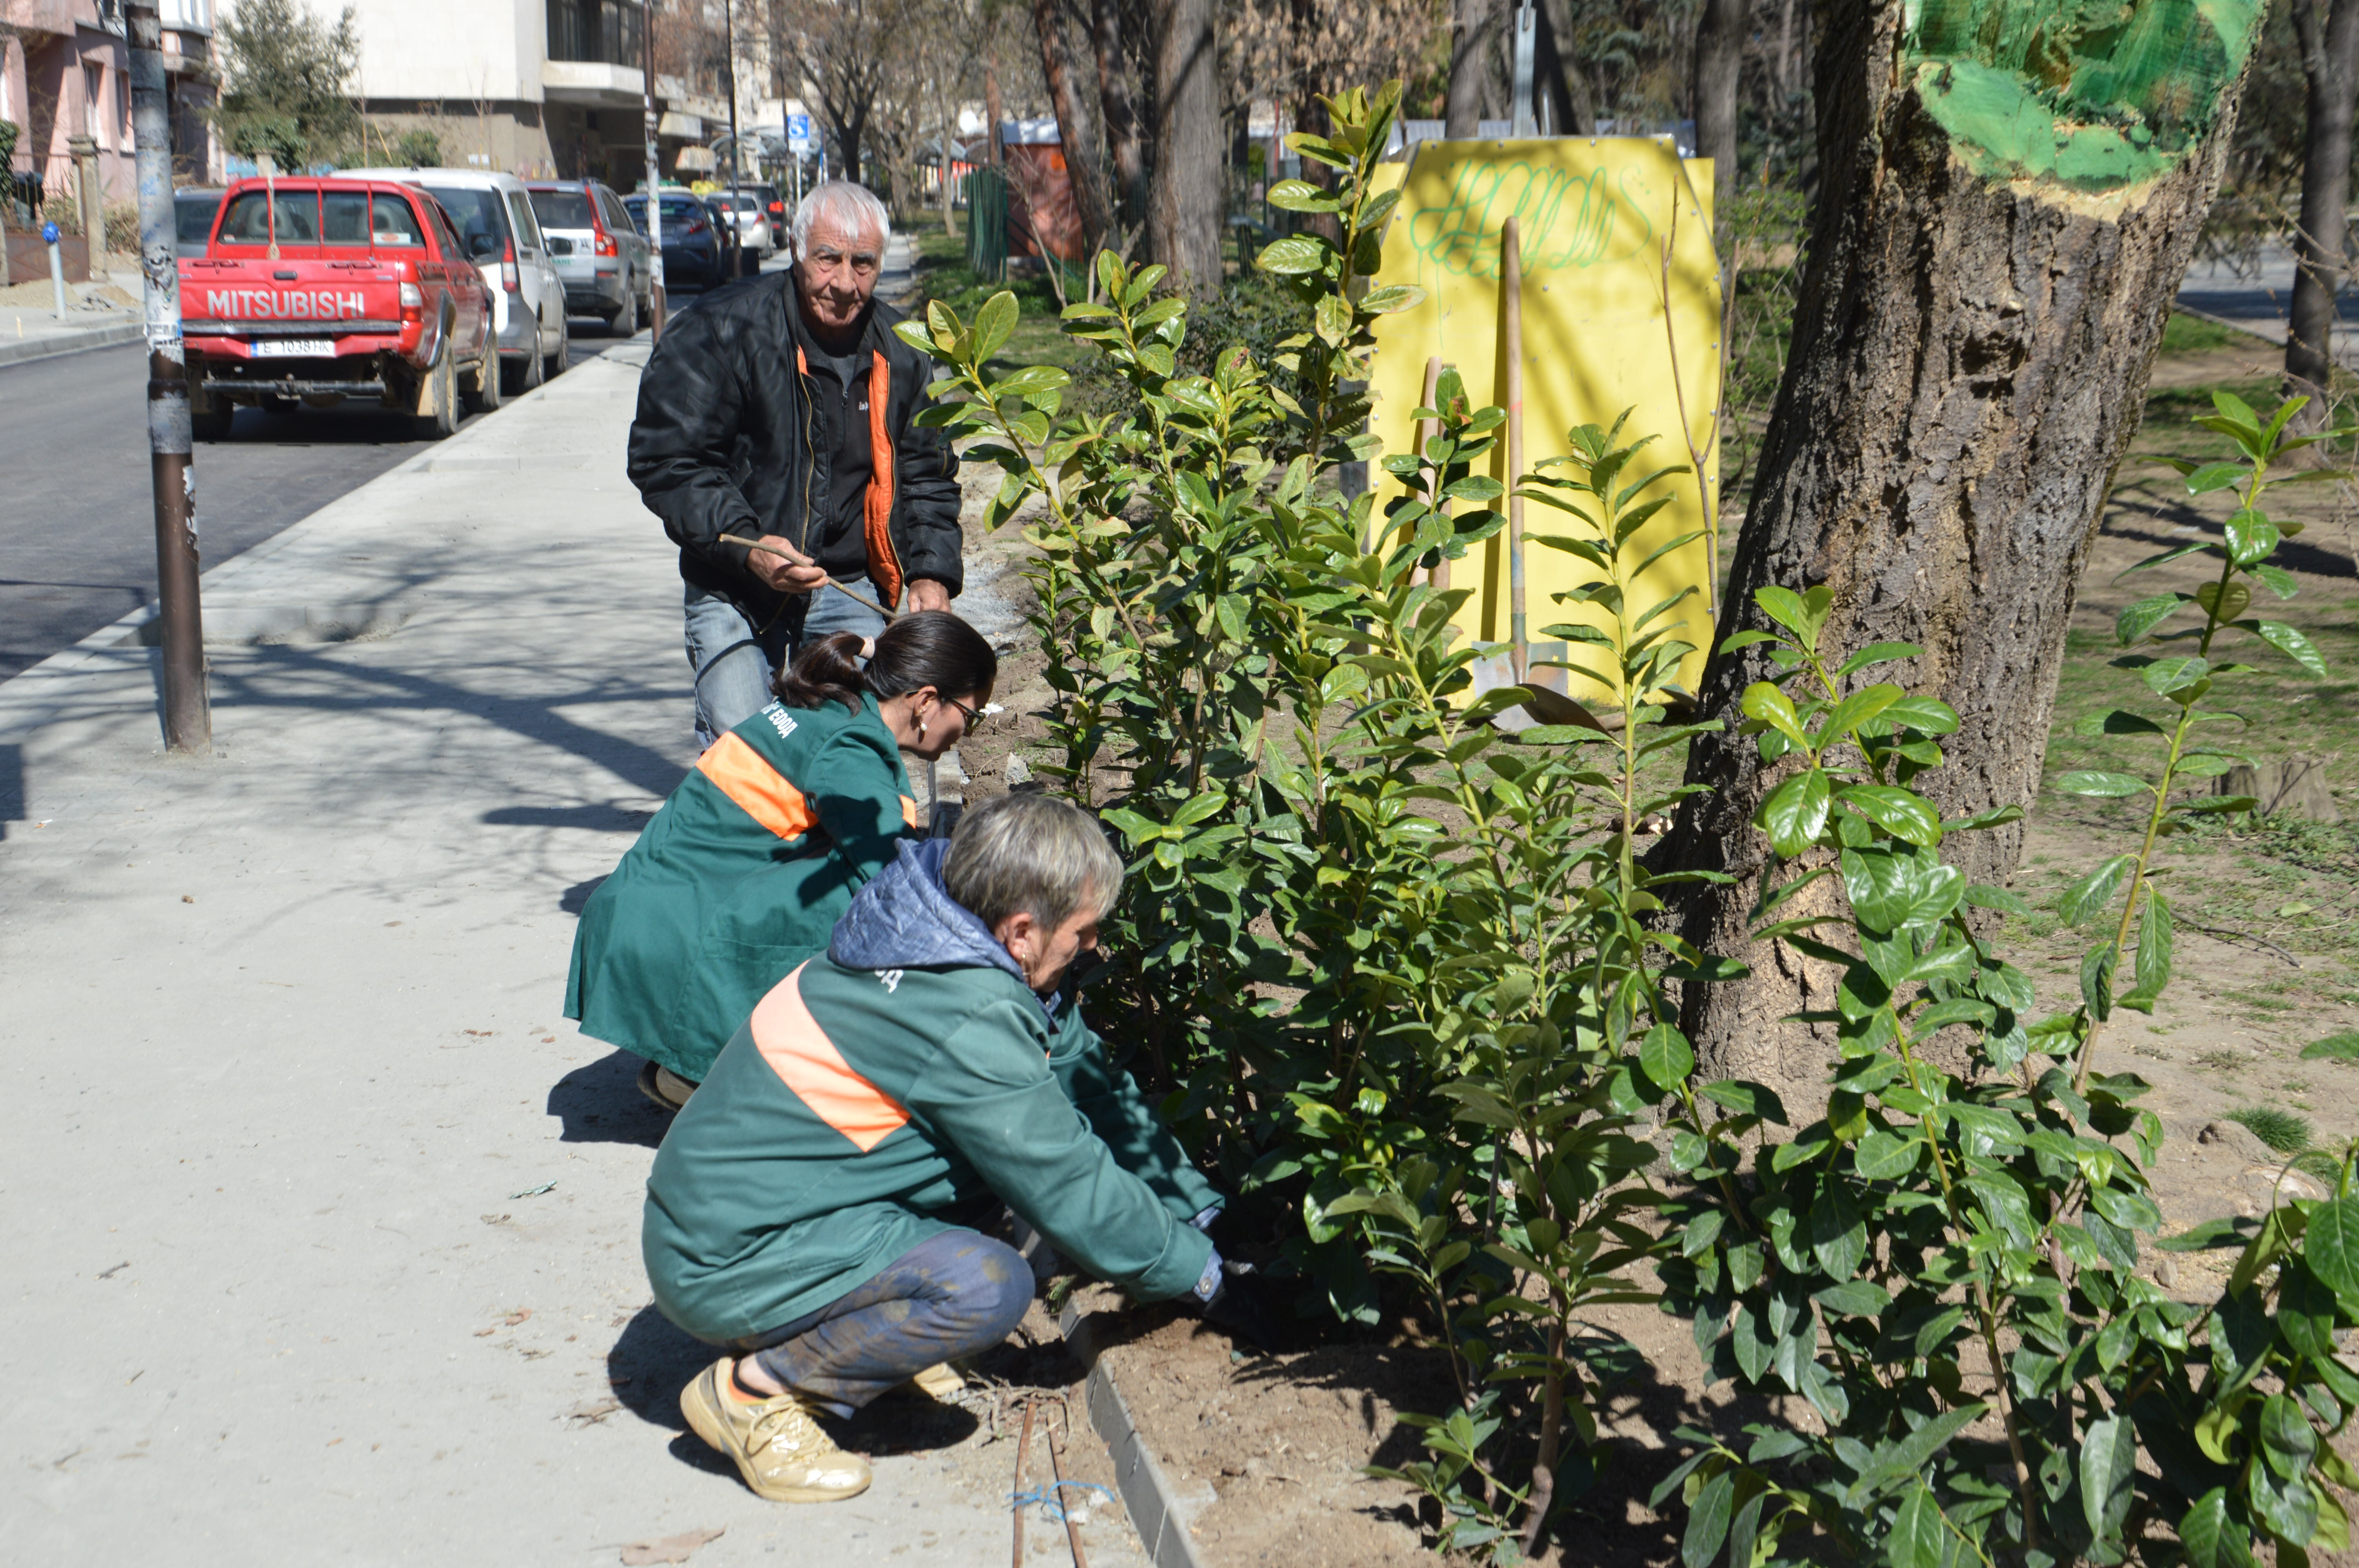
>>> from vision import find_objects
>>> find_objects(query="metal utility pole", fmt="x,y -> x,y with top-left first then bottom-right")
642,0 -> 666,339
724,0 -> 743,276
1511,2 -> 1538,138
126,0 -> 208,751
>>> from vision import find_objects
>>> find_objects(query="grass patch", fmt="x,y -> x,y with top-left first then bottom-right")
2300,1030 -> 2359,1062
2196,1049 -> 2246,1070
2227,1104 -> 2314,1152
2160,311 -> 2269,354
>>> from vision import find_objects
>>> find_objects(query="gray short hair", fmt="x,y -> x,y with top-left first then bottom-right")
945,793 -> 1123,934
791,180 -> 891,260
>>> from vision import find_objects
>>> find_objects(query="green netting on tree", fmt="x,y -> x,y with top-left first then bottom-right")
1904,0 -> 2262,191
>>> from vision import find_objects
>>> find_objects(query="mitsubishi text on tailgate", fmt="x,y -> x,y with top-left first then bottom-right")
179,178 -> 500,441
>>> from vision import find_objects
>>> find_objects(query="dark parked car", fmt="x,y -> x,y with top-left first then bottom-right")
622,191 -> 724,290
174,188 -> 224,258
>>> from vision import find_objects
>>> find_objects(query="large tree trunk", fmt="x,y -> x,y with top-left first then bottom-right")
2286,0 -> 2359,407
1691,0 -> 1746,198
1534,0 -> 1596,139
1094,0 -> 1145,230
1661,0 -> 2262,1086
1147,0 -> 1223,296
1034,0 -> 1114,258
1446,0 -> 1500,138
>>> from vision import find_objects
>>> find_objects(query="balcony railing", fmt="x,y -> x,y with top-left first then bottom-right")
547,0 -> 645,67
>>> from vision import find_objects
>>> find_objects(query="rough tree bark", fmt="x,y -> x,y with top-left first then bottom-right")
1033,0 -> 1114,258
1660,0 -> 2264,1085
1691,0 -> 1747,198
1094,0 -> 1145,230
1534,0 -> 1596,139
1147,0 -> 1223,296
2285,0 -> 2359,407
1446,0 -> 1501,139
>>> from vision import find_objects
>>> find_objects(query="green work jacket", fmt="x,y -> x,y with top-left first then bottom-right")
564,693 -> 919,1082
642,839 -> 1221,1342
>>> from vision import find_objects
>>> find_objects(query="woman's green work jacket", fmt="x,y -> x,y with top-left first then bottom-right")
565,693 -> 919,1082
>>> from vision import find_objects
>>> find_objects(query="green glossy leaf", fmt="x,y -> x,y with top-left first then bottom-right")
1758,769 -> 1832,857
2058,854 -> 2137,927
1810,1180 -> 1867,1281
2186,461 -> 2249,494
2056,771 -> 2151,799
1640,1023 -> 1696,1092
2182,1488 -> 2252,1568
2303,1198 -> 2359,1297
1256,234 -> 1328,275
1889,1483 -> 1944,1568
2118,593 -> 2186,645
2225,510 -> 2283,567
2254,622 -> 2329,678
1836,784 -> 1943,847
2082,1412 -> 2137,1542
971,290 -> 1018,361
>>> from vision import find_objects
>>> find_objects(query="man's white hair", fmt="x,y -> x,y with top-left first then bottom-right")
791,181 -> 891,260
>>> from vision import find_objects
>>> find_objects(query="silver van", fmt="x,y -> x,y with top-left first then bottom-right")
342,166 -> 568,393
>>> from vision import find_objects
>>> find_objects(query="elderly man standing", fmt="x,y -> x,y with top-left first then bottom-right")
629,181 -> 963,747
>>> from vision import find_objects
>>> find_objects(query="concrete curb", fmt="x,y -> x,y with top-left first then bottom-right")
0,318 -> 144,368
1059,1300 -> 1212,1568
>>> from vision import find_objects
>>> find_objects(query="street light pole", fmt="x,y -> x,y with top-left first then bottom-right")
127,0 -> 208,752
723,0 -> 743,277
642,0 -> 667,340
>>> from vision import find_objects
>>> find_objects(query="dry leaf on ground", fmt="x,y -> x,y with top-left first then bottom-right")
618,1526 -> 724,1565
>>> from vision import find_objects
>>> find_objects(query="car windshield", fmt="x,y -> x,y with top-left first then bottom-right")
176,194 -> 221,245
530,189 -> 594,230
627,196 -> 707,225
422,186 -> 508,254
217,191 -> 320,244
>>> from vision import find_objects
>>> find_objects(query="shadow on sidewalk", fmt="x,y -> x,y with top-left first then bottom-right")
548,1048 -> 672,1147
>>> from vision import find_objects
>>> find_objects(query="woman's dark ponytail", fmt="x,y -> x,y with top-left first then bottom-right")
772,610 -> 998,714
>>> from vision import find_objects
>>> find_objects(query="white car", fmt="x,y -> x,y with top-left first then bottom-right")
342,166 -> 569,393
705,191 -> 776,258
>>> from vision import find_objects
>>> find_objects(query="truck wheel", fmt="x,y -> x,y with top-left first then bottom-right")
189,381 -> 233,442
543,312 -> 569,380
411,348 -> 457,441
461,347 -> 502,414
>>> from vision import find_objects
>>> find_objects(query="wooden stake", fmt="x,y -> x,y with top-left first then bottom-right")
1413,354 -> 1441,586
1503,217 -> 1527,681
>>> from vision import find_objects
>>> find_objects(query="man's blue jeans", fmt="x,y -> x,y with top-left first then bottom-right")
684,578 -> 888,750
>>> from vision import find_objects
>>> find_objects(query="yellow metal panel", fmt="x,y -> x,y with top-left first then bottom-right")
1367,137 -> 1721,703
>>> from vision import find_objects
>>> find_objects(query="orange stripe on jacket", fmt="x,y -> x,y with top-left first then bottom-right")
863,350 -> 903,610
751,963 -> 909,1152
694,731 -> 820,840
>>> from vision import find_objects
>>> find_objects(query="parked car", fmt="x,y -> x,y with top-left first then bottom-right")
622,191 -> 724,290
342,166 -> 567,394
704,190 -> 774,259
178,176 -> 499,441
740,181 -> 786,248
525,178 -> 652,336
174,188 -> 224,259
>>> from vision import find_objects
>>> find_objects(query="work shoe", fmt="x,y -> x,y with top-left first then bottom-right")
886,1361 -> 967,1403
636,1061 -> 698,1112
680,1358 -> 872,1503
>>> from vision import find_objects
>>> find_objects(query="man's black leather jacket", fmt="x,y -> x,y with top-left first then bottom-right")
626,272 -> 961,624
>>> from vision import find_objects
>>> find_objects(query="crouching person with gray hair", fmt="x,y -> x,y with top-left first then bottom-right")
643,792 -> 1230,1503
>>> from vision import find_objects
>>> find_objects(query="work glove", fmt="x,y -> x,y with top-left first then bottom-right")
1189,1252 -> 1281,1354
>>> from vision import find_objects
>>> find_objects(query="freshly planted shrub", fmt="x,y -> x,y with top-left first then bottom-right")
1648,393 -> 2359,1568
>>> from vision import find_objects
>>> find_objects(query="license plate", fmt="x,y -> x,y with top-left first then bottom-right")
253,339 -> 334,358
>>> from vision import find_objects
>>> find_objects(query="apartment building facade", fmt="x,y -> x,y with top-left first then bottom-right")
4,0 -> 221,205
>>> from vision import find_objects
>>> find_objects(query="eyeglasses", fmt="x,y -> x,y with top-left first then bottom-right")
943,695 -> 984,730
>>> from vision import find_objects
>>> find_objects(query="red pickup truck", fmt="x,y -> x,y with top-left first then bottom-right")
179,177 -> 499,441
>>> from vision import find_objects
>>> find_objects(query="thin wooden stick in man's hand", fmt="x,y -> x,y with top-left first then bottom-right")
713,534 -> 897,619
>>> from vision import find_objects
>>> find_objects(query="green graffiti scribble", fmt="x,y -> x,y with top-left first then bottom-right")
1906,0 -> 2262,192
1407,158 -> 1657,281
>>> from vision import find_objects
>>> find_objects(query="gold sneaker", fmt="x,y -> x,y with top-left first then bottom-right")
679,1357 -> 872,1503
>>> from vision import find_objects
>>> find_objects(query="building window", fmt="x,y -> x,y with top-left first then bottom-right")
547,0 -> 645,67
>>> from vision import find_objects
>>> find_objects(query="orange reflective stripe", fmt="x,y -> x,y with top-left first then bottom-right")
863,350 -> 903,610
899,794 -> 921,830
694,731 -> 820,840
751,963 -> 909,1152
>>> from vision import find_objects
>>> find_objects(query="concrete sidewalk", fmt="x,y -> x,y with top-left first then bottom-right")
0,346 -> 1076,1563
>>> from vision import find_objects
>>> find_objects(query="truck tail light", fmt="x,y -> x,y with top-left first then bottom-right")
398,281 -> 424,311
594,232 -> 618,257
500,239 -> 519,293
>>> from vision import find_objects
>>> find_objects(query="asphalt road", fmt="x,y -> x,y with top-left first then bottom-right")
0,322 -> 634,685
